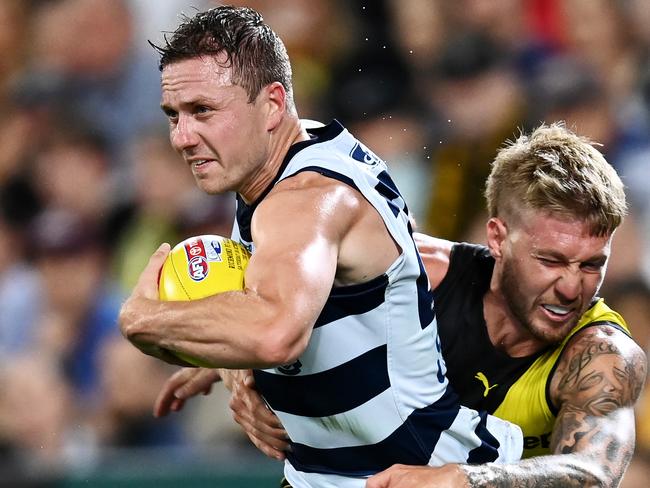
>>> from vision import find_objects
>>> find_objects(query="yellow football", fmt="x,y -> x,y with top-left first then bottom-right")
158,235 -> 250,366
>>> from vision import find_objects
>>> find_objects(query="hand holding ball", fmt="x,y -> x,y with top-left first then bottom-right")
158,235 -> 250,366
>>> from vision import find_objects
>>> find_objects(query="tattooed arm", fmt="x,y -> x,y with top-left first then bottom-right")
366,326 -> 647,488
460,325 -> 646,487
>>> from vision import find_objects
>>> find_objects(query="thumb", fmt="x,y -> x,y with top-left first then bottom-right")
145,242 -> 171,277
136,243 -> 171,293
152,242 -> 172,265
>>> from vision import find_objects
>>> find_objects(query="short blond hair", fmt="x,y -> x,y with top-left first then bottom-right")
485,122 -> 626,236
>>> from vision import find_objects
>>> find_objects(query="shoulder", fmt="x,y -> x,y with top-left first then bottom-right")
261,171 -> 364,216
413,233 -> 455,289
252,172 -> 367,239
551,323 -> 647,411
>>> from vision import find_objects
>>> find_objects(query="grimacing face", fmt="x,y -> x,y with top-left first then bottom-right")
496,211 -> 612,345
160,56 -> 271,196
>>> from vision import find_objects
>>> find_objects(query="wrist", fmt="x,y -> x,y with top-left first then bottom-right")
453,464 -> 472,488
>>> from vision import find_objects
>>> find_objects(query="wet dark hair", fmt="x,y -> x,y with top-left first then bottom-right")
150,5 -> 293,104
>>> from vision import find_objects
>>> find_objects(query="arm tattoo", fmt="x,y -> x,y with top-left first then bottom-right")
463,457 -> 593,487
556,334 -> 642,413
462,328 -> 646,487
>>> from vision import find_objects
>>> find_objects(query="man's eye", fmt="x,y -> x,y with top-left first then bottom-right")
538,257 -> 560,266
195,106 -> 210,114
582,262 -> 604,272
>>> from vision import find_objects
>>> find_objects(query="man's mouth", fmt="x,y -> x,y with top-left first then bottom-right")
541,303 -> 574,319
189,159 -> 215,171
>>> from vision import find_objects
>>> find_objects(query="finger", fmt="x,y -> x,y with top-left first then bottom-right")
170,397 -> 185,413
243,371 -> 255,387
175,368 -> 221,399
230,405 -> 290,452
232,376 -> 280,426
242,386 -> 286,431
365,470 -> 389,488
241,420 -> 290,451
255,403 -> 287,432
135,243 -> 171,298
248,432 -> 287,461
153,368 -> 196,417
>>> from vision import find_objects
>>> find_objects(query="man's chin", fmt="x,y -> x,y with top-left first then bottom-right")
527,318 -> 578,346
195,180 -> 226,195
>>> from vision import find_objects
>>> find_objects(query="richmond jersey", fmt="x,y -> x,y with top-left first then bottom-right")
434,243 -> 630,458
231,121 -> 522,488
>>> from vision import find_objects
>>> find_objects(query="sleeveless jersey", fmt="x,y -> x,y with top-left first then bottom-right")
434,243 -> 630,458
231,121 -> 522,488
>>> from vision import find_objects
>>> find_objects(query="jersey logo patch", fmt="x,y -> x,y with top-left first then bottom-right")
278,359 -> 302,375
350,143 -> 382,166
475,372 -> 499,397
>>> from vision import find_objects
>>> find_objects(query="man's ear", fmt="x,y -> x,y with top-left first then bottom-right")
486,217 -> 507,259
264,82 -> 286,131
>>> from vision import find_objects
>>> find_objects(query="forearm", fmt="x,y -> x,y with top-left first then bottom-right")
461,454 -> 621,488
121,290 -> 303,369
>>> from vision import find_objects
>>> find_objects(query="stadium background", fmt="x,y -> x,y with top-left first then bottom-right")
0,0 -> 649,486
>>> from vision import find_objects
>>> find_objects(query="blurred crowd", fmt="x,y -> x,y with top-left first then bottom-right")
0,0 -> 649,484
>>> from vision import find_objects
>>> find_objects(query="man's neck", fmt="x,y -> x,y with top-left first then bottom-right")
238,117 -> 310,205
482,290 -> 548,358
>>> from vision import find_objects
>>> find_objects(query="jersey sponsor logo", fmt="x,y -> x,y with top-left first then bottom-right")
475,372 -> 499,397
523,432 -> 551,450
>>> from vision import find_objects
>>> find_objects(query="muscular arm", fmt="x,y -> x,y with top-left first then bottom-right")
120,175 -> 351,369
460,326 -> 646,487
367,326 -> 646,488
121,172 -> 398,369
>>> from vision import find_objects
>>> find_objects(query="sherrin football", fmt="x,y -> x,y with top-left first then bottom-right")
158,234 -> 250,366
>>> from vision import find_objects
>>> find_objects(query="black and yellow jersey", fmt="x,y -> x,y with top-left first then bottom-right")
434,243 -> 630,458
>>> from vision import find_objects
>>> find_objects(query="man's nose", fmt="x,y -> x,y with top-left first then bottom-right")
171,115 -> 199,152
555,267 -> 582,303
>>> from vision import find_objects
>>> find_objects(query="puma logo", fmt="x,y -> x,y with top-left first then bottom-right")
475,372 -> 498,397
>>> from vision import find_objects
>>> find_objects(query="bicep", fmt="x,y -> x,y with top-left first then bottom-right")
244,183 -> 351,334
549,328 -> 647,481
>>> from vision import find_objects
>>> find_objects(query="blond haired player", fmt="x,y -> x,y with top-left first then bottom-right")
158,124 -> 647,487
